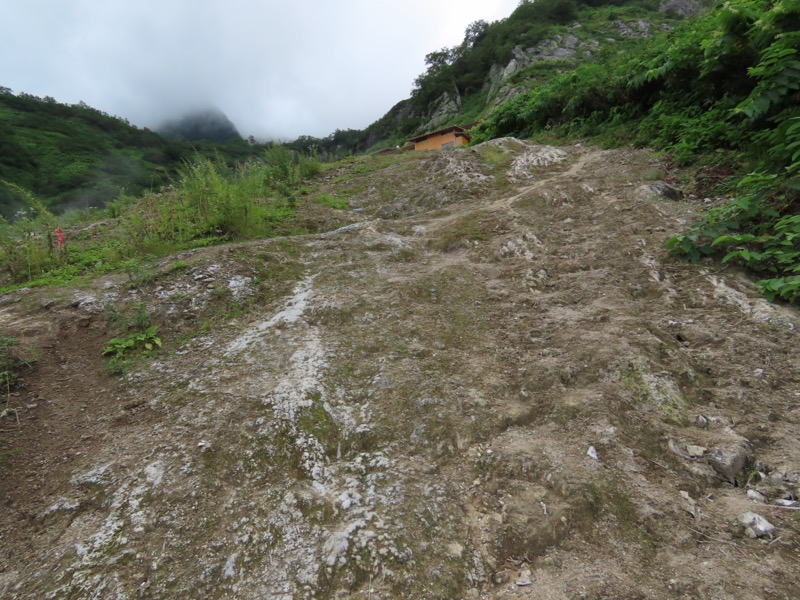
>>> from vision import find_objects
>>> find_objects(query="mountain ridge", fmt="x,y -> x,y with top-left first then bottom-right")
157,107 -> 243,143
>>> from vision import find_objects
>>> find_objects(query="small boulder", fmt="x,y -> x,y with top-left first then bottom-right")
686,445 -> 707,458
647,182 -> 683,200
739,512 -> 775,539
707,441 -> 753,485
516,569 -> 533,587
775,499 -> 799,508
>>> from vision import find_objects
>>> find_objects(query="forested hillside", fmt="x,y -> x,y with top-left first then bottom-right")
286,0 -> 695,157
0,90 -> 262,217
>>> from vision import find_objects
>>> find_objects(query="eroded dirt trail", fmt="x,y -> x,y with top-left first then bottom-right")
2,141 -> 799,599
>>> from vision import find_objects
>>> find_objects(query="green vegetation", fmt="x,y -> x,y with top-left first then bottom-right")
103,326 -> 162,359
666,173 -> 800,302
473,0 -> 799,303
313,193 -> 348,210
101,299 -> 162,374
0,147 -> 324,289
0,89 -> 282,217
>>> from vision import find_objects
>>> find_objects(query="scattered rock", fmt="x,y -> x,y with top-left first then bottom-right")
71,292 -> 100,312
587,446 -> 599,460
508,145 -> 568,181
739,512 -> 775,539
769,470 -> 787,484
668,438 -> 689,460
612,19 -> 651,37
494,570 -> 511,585
516,568 -> 533,587
659,0 -> 703,17
686,445 -> 707,458
775,499 -> 799,507
680,491 -> 702,522
647,182 -> 683,200
746,489 -> 766,503
707,441 -> 753,485
446,542 -> 464,558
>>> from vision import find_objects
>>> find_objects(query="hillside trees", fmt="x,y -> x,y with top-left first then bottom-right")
0,90 -> 271,217
410,0 -> 583,118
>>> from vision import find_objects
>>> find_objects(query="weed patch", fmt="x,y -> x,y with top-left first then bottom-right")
0,149 -> 325,288
427,212 -> 490,252
313,194 -> 348,210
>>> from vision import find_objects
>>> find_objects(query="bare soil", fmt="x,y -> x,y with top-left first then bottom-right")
1,140 -> 799,599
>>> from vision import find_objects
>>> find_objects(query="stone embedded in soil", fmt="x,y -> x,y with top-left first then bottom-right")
645,181 -> 684,200
746,489 -> 766,503
686,445 -> 707,458
707,441 -> 753,485
739,512 -> 775,539
775,499 -> 799,507
515,569 -> 533,587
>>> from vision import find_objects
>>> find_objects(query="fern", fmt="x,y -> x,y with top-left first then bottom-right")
736,39 -> 800,119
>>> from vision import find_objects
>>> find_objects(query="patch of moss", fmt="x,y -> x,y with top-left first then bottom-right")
297,391 -> 341,457
426,212 -> 490,253
584,480 -> 638,529
620,360 -> 692,425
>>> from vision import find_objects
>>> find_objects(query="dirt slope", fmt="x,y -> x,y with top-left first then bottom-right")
1,140 -> 799,599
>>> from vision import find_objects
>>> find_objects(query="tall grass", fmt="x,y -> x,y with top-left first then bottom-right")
0,147 -> 322,287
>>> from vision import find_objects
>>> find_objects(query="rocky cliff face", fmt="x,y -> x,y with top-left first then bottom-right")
485,26 -> 602,111
659,0 -> 704,17
418,4 -> 703,133
419,92 -> 463,133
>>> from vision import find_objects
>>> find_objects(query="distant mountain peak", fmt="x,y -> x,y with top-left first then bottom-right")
158,107 -> 241,143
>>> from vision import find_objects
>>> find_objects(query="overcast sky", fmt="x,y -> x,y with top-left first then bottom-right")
1,0 -> 520,140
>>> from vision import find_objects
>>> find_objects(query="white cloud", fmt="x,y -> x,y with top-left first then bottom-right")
0,0 -> 520,139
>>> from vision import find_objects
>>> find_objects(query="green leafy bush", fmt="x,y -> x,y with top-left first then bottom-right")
666,172 -> 800,302
103,326 -> 162,358
103,326 -> 162,375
